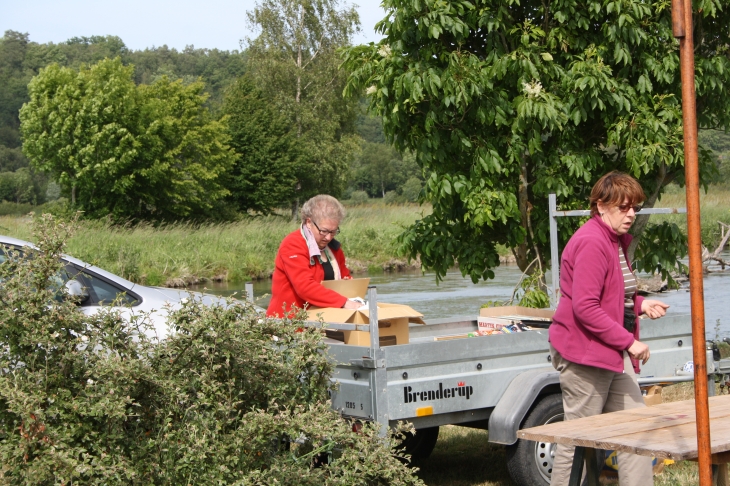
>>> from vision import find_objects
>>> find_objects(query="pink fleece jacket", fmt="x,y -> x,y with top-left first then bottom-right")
549,215 -> 644,374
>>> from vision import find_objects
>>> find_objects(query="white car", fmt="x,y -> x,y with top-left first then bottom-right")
0,235 -> 244,339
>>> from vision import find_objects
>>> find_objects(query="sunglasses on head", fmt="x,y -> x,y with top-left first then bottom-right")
617,204 -> 642,213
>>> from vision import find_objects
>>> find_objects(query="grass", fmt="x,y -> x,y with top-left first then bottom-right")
0,202 -> 429,286
415,381 -> 726,486
653,185 -> 730,250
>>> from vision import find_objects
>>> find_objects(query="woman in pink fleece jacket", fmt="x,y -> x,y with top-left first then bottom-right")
548,172 -> 669,486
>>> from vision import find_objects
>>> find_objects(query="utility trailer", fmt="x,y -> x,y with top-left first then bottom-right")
311,286 -> 716,486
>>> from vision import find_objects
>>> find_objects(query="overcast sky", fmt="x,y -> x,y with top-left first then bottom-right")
1,0 -> 387,51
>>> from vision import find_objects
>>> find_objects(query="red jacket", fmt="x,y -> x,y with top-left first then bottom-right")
549,215 -> 644,373
266,229 -> 351,317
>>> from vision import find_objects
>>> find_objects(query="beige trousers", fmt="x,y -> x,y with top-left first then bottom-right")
549,346 -> 653,486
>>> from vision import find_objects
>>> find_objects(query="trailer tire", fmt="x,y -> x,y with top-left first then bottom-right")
397,426 -> 439,460
506,393 -> 564,486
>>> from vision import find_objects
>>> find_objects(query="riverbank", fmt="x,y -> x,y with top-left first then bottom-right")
0,203 -> 431,286
0,186 -> 727,287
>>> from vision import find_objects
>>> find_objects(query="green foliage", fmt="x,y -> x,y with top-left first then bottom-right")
634,222 -> 689,287
245,0 -> 362,203
348,190 -> 370,205
343,0 -> 730,283
20,58 -> 235,221
223,77 -> 300,213
350,142 -> 422,198
699,129 -> 730,186
401,177 -> 423,203
0,167 -> 45,204
0,214 -> 424,485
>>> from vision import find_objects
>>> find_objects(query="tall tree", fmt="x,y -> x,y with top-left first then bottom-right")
244,0 -> 361,215
344,0 -> 730,283
20,58 -> 235,220
223,77 -> 301,213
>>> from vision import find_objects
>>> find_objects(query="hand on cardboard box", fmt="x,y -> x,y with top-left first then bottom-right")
342,299 -> 361,310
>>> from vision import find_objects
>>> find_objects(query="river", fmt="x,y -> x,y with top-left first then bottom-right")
194,250 -> 730,339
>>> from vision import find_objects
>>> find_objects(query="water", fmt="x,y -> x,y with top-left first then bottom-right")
194,250 -> 730,339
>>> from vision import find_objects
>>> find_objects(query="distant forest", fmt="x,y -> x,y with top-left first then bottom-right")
0,30 -> 423,215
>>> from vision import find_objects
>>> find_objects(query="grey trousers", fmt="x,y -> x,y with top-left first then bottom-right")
549,345 -> 654,486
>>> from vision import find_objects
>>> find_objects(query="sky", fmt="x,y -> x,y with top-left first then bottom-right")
0,0 -> 387,51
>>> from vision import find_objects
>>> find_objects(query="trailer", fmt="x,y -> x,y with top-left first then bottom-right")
313,286 -> 715,486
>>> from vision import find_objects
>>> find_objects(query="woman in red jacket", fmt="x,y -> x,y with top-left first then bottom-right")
267,195 -> 360,317
548,172 -> 669,486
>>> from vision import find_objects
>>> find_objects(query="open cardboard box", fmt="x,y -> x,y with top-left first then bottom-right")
306,303 -> 425,346
479,305 -> 555,320
320,278 -> 370,298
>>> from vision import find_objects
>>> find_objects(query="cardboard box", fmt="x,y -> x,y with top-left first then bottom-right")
477,316 -> 517,330
479,305 -> 554,320
320,278 -> 370,298
479,306 -> 554,327
306,303 -> 425,346
643,385 -> 663,406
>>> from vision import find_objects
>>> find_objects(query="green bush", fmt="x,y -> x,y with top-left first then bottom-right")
401,177 -> 423,203
0,214 -> 424,485
348,190 -> 370,205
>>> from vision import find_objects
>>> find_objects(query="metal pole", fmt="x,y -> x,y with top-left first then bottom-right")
245,282 -> 254,303
366,285 -> 389,436
675,0 -> 712,482
549,194 -> 560,308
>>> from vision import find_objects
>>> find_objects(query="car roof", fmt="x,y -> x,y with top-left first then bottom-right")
0,234 -> 141,292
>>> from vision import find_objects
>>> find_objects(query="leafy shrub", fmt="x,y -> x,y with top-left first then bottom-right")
401,177 -> 423,203
0,201 -> 34,216
348,190 -> 370,205
384,190 -> 404,205
0,214 -> 424,485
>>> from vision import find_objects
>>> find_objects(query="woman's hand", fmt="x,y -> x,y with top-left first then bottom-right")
628,340 -> 651,364
342,299 -> 361,310
641,299 -> 670,319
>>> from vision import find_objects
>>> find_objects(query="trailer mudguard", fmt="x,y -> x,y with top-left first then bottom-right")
487,368 -> 560,445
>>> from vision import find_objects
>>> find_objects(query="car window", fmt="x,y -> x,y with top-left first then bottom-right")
65,266 -> 140,307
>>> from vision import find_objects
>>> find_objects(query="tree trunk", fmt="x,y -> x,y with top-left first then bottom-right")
71,184 -> 76,205
291,197 -> 300,221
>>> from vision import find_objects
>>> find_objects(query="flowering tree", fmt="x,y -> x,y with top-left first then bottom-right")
344,0 -> 730,285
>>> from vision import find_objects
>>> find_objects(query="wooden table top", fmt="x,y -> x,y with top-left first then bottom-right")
518,395 -> 730,461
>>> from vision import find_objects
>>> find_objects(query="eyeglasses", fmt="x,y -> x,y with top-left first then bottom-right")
618,204 -> 642,213
311,220 -> 340,237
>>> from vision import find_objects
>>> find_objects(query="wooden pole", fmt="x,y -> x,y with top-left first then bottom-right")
675,0 -> 712,483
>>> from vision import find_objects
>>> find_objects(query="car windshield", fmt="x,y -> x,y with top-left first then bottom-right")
0,243 -> 139,307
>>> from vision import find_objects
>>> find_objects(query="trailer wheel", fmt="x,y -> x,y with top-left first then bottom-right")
506,393 -> 564,486
397,426 -> 439,460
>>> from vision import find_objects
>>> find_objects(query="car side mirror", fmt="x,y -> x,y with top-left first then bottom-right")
65,279 -> 89,304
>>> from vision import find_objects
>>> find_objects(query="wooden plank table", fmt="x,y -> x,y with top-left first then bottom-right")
518,395 -> 730,486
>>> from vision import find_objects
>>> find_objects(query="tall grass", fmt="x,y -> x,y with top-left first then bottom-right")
653,186 -> 730,250
0,203 -> 429,286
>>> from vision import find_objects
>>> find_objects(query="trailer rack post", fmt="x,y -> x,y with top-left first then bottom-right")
367,285 -> 390,436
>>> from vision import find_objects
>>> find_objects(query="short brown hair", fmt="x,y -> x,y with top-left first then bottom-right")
589,171 -> 645,216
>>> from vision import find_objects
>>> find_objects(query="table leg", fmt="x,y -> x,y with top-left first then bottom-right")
568,447 -> 601,486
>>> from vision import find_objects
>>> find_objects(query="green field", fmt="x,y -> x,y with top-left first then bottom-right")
0,202 -> 429,287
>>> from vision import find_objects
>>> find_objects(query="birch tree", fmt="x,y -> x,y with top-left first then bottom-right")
244,0 -> 361,215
